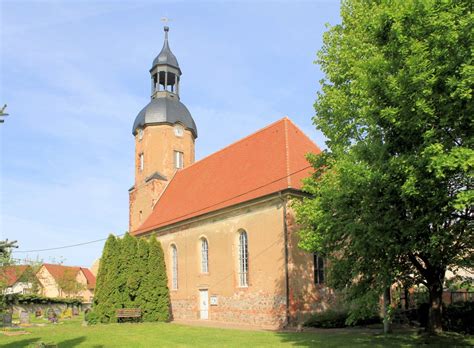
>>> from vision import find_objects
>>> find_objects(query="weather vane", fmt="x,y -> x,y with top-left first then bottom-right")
0,104 -> 9,123
161,17 -> 173,26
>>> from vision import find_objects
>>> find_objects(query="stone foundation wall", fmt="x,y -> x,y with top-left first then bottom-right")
171,291 -> 287,328
288,287 -> 336,324
170,298 -> 197,321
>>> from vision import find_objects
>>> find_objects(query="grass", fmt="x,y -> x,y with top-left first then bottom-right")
0,318 -> 473,347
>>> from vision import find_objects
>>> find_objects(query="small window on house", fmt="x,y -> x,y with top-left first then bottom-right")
238,230 -> 249,287
201,238 -> 209,273
174,151 -> 184,169
139,153 -> 144,172
138,128 -> 144,140
171,245 -> 178,290
314,253 -> 325,285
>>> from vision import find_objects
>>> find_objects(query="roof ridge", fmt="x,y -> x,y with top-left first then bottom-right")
43,263 -> 85,269
176,117 -> 289,173
283,118 -> 292,188
284,117 -> 323,154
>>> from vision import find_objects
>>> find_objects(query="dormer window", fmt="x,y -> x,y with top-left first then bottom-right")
174,151 -> 184,169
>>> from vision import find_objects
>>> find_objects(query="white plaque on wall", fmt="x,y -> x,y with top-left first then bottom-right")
210,295 -> 218,306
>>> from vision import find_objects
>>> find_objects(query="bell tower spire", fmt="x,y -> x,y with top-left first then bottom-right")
150,26 -> 181,100
129,25 -> 198,232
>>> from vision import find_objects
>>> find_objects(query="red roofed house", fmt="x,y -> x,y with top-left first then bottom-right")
36,264 -> 96,303
128,27 -> 330,328
0,265 -> 32,295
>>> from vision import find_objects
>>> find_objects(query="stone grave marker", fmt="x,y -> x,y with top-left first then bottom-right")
2,312 -> 12,326
20,311 -> 30,324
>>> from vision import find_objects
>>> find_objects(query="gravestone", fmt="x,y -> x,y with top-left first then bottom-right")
35,309 -> 42,317
72,307 -> 79,316
47,308 -> 58,323
20,311 -> 30,324
2,312 -> 12,326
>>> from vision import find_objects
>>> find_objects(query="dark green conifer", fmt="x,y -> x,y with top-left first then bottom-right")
116,232 -> 137,308
93,234 -> 119,323
142,236 -> 170,322
135,237 -> 150,310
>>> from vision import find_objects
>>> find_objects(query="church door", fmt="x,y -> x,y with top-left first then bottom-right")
199,289 -> 209,320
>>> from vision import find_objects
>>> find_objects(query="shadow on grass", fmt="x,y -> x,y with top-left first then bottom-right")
2,338 -> 39,348
2,336 -> 88,348
275,330 -> 473,347
57,336 -> 87,347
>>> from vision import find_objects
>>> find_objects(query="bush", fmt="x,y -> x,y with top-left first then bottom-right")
352,315 -> 381,326
2,294 -> 82,306
304,307 -> 381,328
85,310 -> 100,325
304,309 -> 348,328
443,301 -> 474,334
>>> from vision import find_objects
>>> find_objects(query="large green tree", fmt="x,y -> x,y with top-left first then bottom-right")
296,0 -> 473,334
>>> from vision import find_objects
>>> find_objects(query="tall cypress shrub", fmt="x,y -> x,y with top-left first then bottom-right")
135,238 -> 150,310
120,233 -> 138,307
94,234 -> 120,323
142,237 -> 170,322
106,234 -> 124,322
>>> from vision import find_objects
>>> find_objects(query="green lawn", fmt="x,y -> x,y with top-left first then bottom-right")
1,318 -> 472,347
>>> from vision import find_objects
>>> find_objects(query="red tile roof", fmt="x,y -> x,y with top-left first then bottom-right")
42,264 -> 96,289
80,267 -> 96,289
42,264 -> 80,281
0,265 -> 30,286
134,117 -> 321,235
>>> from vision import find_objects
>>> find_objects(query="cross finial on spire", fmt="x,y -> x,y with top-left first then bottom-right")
161,17 -> 171,39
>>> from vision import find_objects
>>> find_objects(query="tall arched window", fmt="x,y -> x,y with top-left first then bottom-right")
313,253 -> 325,285
238,230 -> 248,287
171,245 -> 178,290
201,238 -> 209,273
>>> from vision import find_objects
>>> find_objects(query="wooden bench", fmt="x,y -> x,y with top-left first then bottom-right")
116,308 -> 141,322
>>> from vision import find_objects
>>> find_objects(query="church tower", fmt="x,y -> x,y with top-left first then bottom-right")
129,26 -> 198,232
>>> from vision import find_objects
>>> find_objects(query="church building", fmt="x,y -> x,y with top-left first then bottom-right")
129,27 -> 331,328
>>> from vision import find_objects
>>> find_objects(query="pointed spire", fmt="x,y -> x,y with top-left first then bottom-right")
151,26 -> 180,71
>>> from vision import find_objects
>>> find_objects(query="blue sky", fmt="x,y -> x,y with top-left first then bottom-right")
0,0 -> 340,267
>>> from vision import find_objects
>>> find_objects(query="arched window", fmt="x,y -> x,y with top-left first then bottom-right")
171,245 -> 178,290
238,231 -> 248,287
313,253 -> 325,285
201,238 -> 209,273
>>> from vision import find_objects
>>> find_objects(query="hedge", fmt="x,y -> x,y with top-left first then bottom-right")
3,294 -> 83,306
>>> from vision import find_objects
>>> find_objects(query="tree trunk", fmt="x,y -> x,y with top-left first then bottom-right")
383,287 -> 392,334
404,287 -> 409,310
427,281 -> 443,334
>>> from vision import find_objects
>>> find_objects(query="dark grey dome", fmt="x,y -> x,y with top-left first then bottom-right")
151,26 -> 180,71
132,97 -> 197,138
